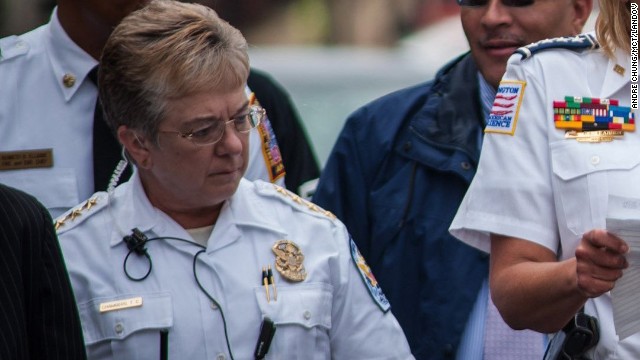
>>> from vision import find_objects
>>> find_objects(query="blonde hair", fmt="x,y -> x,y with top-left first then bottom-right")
596,0 -> 631,57
99,0 -> 249,141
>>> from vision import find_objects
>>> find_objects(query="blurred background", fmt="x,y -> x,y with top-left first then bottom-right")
0,0 -> 597,166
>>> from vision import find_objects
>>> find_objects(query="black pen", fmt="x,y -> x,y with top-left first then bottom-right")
262,266 -> 270,302
267,265 -> 277,301
160,329 -> 169,360
254,317 -> 276,360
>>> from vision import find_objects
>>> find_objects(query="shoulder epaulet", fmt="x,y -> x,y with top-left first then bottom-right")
0,35 -> 29,62
515,33 -> 599,60
258,183 -> 337,221
54,193 -> 109,233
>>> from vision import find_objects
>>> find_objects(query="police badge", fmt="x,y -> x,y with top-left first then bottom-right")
272,240 -> 307,282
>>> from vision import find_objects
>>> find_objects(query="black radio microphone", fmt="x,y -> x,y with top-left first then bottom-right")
123,228 -> 148,256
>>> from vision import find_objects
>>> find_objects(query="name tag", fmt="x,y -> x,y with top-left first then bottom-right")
99,297 -> 143,313
0,149 -> 53,170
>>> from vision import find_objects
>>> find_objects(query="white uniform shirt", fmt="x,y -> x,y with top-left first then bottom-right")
56,175 -> 413,360
0,9 -> 97,218
450,36 -> 639,359
0,8 -> 283,219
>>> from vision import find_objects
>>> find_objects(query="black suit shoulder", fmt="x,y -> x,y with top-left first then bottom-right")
0,184 -> 86,360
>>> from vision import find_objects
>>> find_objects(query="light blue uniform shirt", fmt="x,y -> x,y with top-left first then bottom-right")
455,73 -> 494,360
57,174 -> 414,360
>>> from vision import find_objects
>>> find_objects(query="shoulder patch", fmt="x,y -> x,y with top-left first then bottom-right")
259,183 -> 336,220
350,237 -> 390,312
54,193 -> 108,233
516,33 -> 599,60
257,115 -> 286,183
0,35 -> 29,62
485,80 -> 526,135
245,86 -> 286,183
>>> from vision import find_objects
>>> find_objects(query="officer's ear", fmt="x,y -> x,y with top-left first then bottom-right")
571,0 -> 593,34
117,125 -> 152,169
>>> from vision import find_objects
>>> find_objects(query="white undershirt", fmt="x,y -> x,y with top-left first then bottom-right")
186,225 -> 214,247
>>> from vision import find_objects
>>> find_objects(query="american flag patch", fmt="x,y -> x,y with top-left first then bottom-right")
485,80 -> 526,135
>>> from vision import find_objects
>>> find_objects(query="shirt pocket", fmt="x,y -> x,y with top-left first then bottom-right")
0,168 -> 79,216
254,283 -> 332,360
78,292 -> 173,359
550,140 -> 640,238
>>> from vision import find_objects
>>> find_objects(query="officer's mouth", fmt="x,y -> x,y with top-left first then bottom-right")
482,39 -> 522,58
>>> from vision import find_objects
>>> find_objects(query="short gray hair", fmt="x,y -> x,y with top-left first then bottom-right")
99,0 -> 250,142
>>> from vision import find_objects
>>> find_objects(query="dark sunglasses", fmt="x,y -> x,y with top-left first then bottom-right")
457,0 -> 534,7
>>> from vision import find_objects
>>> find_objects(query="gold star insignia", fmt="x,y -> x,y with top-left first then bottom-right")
54,219 -> 65,231
85,197 -> 98,210
324,211 -> 336,220
70,209 -> 82,221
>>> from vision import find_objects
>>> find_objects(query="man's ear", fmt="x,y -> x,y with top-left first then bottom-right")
117,125 -> 152,169
572,0 -> 594,34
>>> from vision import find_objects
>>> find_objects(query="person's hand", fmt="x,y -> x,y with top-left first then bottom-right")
575,229 -> 629,298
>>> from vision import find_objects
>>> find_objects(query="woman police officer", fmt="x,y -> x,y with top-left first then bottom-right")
55,1 -> 413,358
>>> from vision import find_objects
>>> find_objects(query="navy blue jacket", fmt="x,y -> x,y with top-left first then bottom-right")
313,53 -> 489,359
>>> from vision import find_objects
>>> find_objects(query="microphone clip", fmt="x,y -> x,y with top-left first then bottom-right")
123,228 -> 148,256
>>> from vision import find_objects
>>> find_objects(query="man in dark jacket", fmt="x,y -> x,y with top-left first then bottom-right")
313,0 -> 593,358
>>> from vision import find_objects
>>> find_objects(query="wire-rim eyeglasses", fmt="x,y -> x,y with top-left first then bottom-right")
157,105 -> 266,146
457,0 -> 534,7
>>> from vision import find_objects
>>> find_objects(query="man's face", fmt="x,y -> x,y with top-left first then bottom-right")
461,0 -> 590,88
80,0 -> 151,29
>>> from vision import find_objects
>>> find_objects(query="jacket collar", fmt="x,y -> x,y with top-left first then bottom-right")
406,53 -> 484,160
45,7 -> 98,102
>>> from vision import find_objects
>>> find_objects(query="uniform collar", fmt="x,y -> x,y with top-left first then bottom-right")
406,53 -> 484,159
109,175 -> 287,252
599,46 -> 630,99
109,171 -> 165,248
231,179 -> 287,235
477,72 -> 496,123
45,7 -> 98,102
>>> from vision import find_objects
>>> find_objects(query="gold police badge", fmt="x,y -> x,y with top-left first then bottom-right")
272,240 -> 306,282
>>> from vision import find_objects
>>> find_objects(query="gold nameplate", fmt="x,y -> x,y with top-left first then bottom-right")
99,297 -> 143,313
565,130 -> 623,143
0,149 -> 53,170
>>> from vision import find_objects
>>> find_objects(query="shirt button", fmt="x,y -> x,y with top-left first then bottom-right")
460,161 -> 472,170
591,155 -> 600,165
114,323 -> 124,335
216,353 -> 226,360
210,302 -> 218,310
303,310 -> 312,320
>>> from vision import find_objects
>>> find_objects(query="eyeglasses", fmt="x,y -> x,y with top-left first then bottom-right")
158,105 -> 265,146
457,0 -> 534,7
